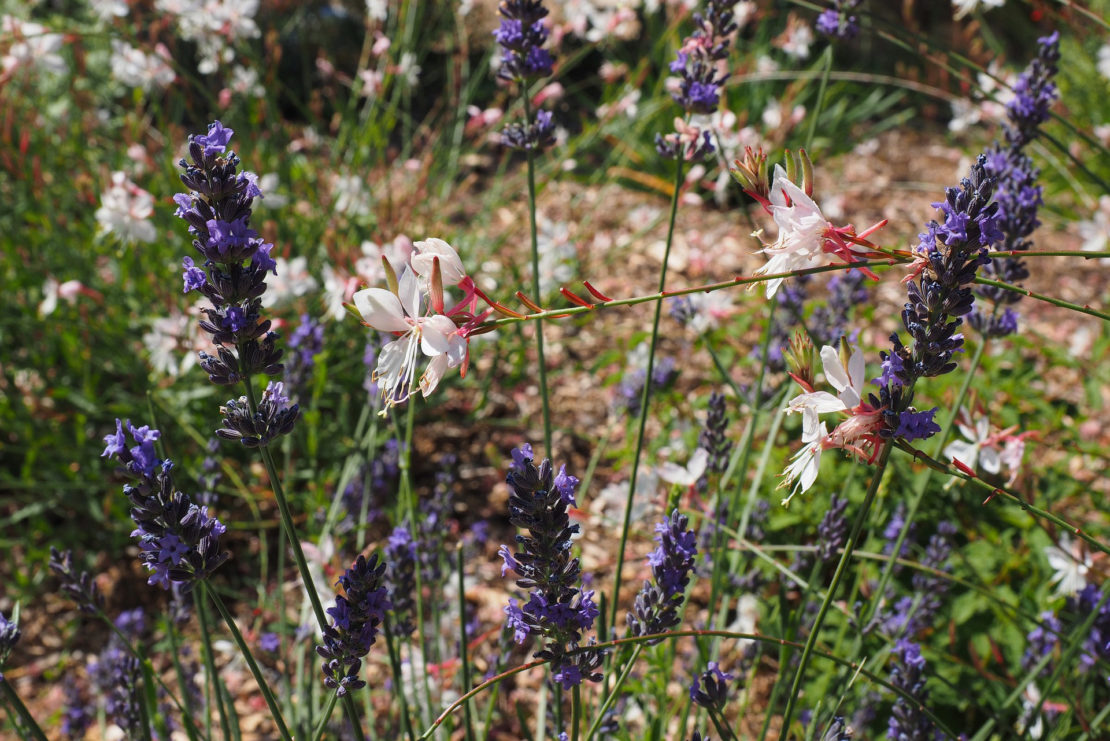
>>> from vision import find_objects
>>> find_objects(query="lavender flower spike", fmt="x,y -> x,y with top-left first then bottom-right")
174,121 -> 287,390
873,155 -> 1001,441
102,419 -> 230,591
499,445 -> 604,688
496,1 -> 557,150
316,554 -> 390,696
0,609 -> 20,672
972,32 -> 1060,337
887,639 -> 938,739
657,0 -> 739,161
627,509 -> 699,642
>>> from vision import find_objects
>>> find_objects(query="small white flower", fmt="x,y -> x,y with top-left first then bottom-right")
781,421 -> 826,506
366,0 -> 388,21
96,172 -> 156,244
39,278 -> 83,316
2,16 -> 66,75
262,257 -> 317,308
756,167 -> 835,298
775,15 -> 814,60
353,269 -> 466,411
781,343 -> 883,504
143,313 -> 201,377
944,413 -> 999,474
952,0 -> 1006,20
1044,536 -> 1092,598
332,173 -> 372,217
110,40 -> 175,91
658,448 -> 709,488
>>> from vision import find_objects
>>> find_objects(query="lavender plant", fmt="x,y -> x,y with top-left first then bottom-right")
499,446 -> 604,696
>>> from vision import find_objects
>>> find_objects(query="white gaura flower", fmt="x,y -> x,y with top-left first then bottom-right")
96,172 -> 156,244
952,0 -> 1006,20
262,256 -> 317,308
787,344 -> 866,431
411,238 -> 466,286
944,412 -> 1000,475
658,448 -> 709,488
109,40 -> 175,91
781,420 -> 827,506
781,343 -> 883,505
1044,535 -> 1092,598
755,167 -> 883,298
943,407 -> 1030,484
353,268 -> 467,412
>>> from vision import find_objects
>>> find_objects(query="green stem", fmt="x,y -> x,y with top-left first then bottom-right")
491,260 -> 892,328
456,545 -> 477,741
0,675 -> 49,741
608,155 -> 685,633
706,706 -> 740,741
585,644 -> 642,740
206,585 -> 294,741
571,684 -> 582,741
312,693 -> 340,741
523,94 -> 553,456
973,276 -> 1110,323
778,442 -> 894,739
418,628 -> 956,740
384,624 -> 417,741
196,585 -> 232,741
864,336 -> 989,625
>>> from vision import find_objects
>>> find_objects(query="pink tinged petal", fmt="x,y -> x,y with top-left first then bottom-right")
374,337 -> 409,389
420,314 -> 456,355
419,353 -> 448,397
413,238 -> 466,285
788,390 -> 847,416
354,288 -> 411,332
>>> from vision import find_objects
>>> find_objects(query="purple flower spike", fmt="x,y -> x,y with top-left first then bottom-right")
195,120 -> 234,157
175,121 -> 290,395
499,447 -> 605,689
316,554 -> 390,697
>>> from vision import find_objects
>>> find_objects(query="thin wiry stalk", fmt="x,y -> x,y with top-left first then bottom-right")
207,586 -> 294,741
523,92 -> 554,457
892,441 -> 1110,557
778,443 -> 894,738
608,156 -> 686,633
417,628 -> 957,740
0,674 -> 49,741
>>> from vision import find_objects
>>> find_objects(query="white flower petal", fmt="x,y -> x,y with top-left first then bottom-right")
945,440 -> 978,471
979,446 -> 1001,475
353,288 -> 410,332
420,353 -> 448,398
412,237 -> 466,285
420,314 -> 456,355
